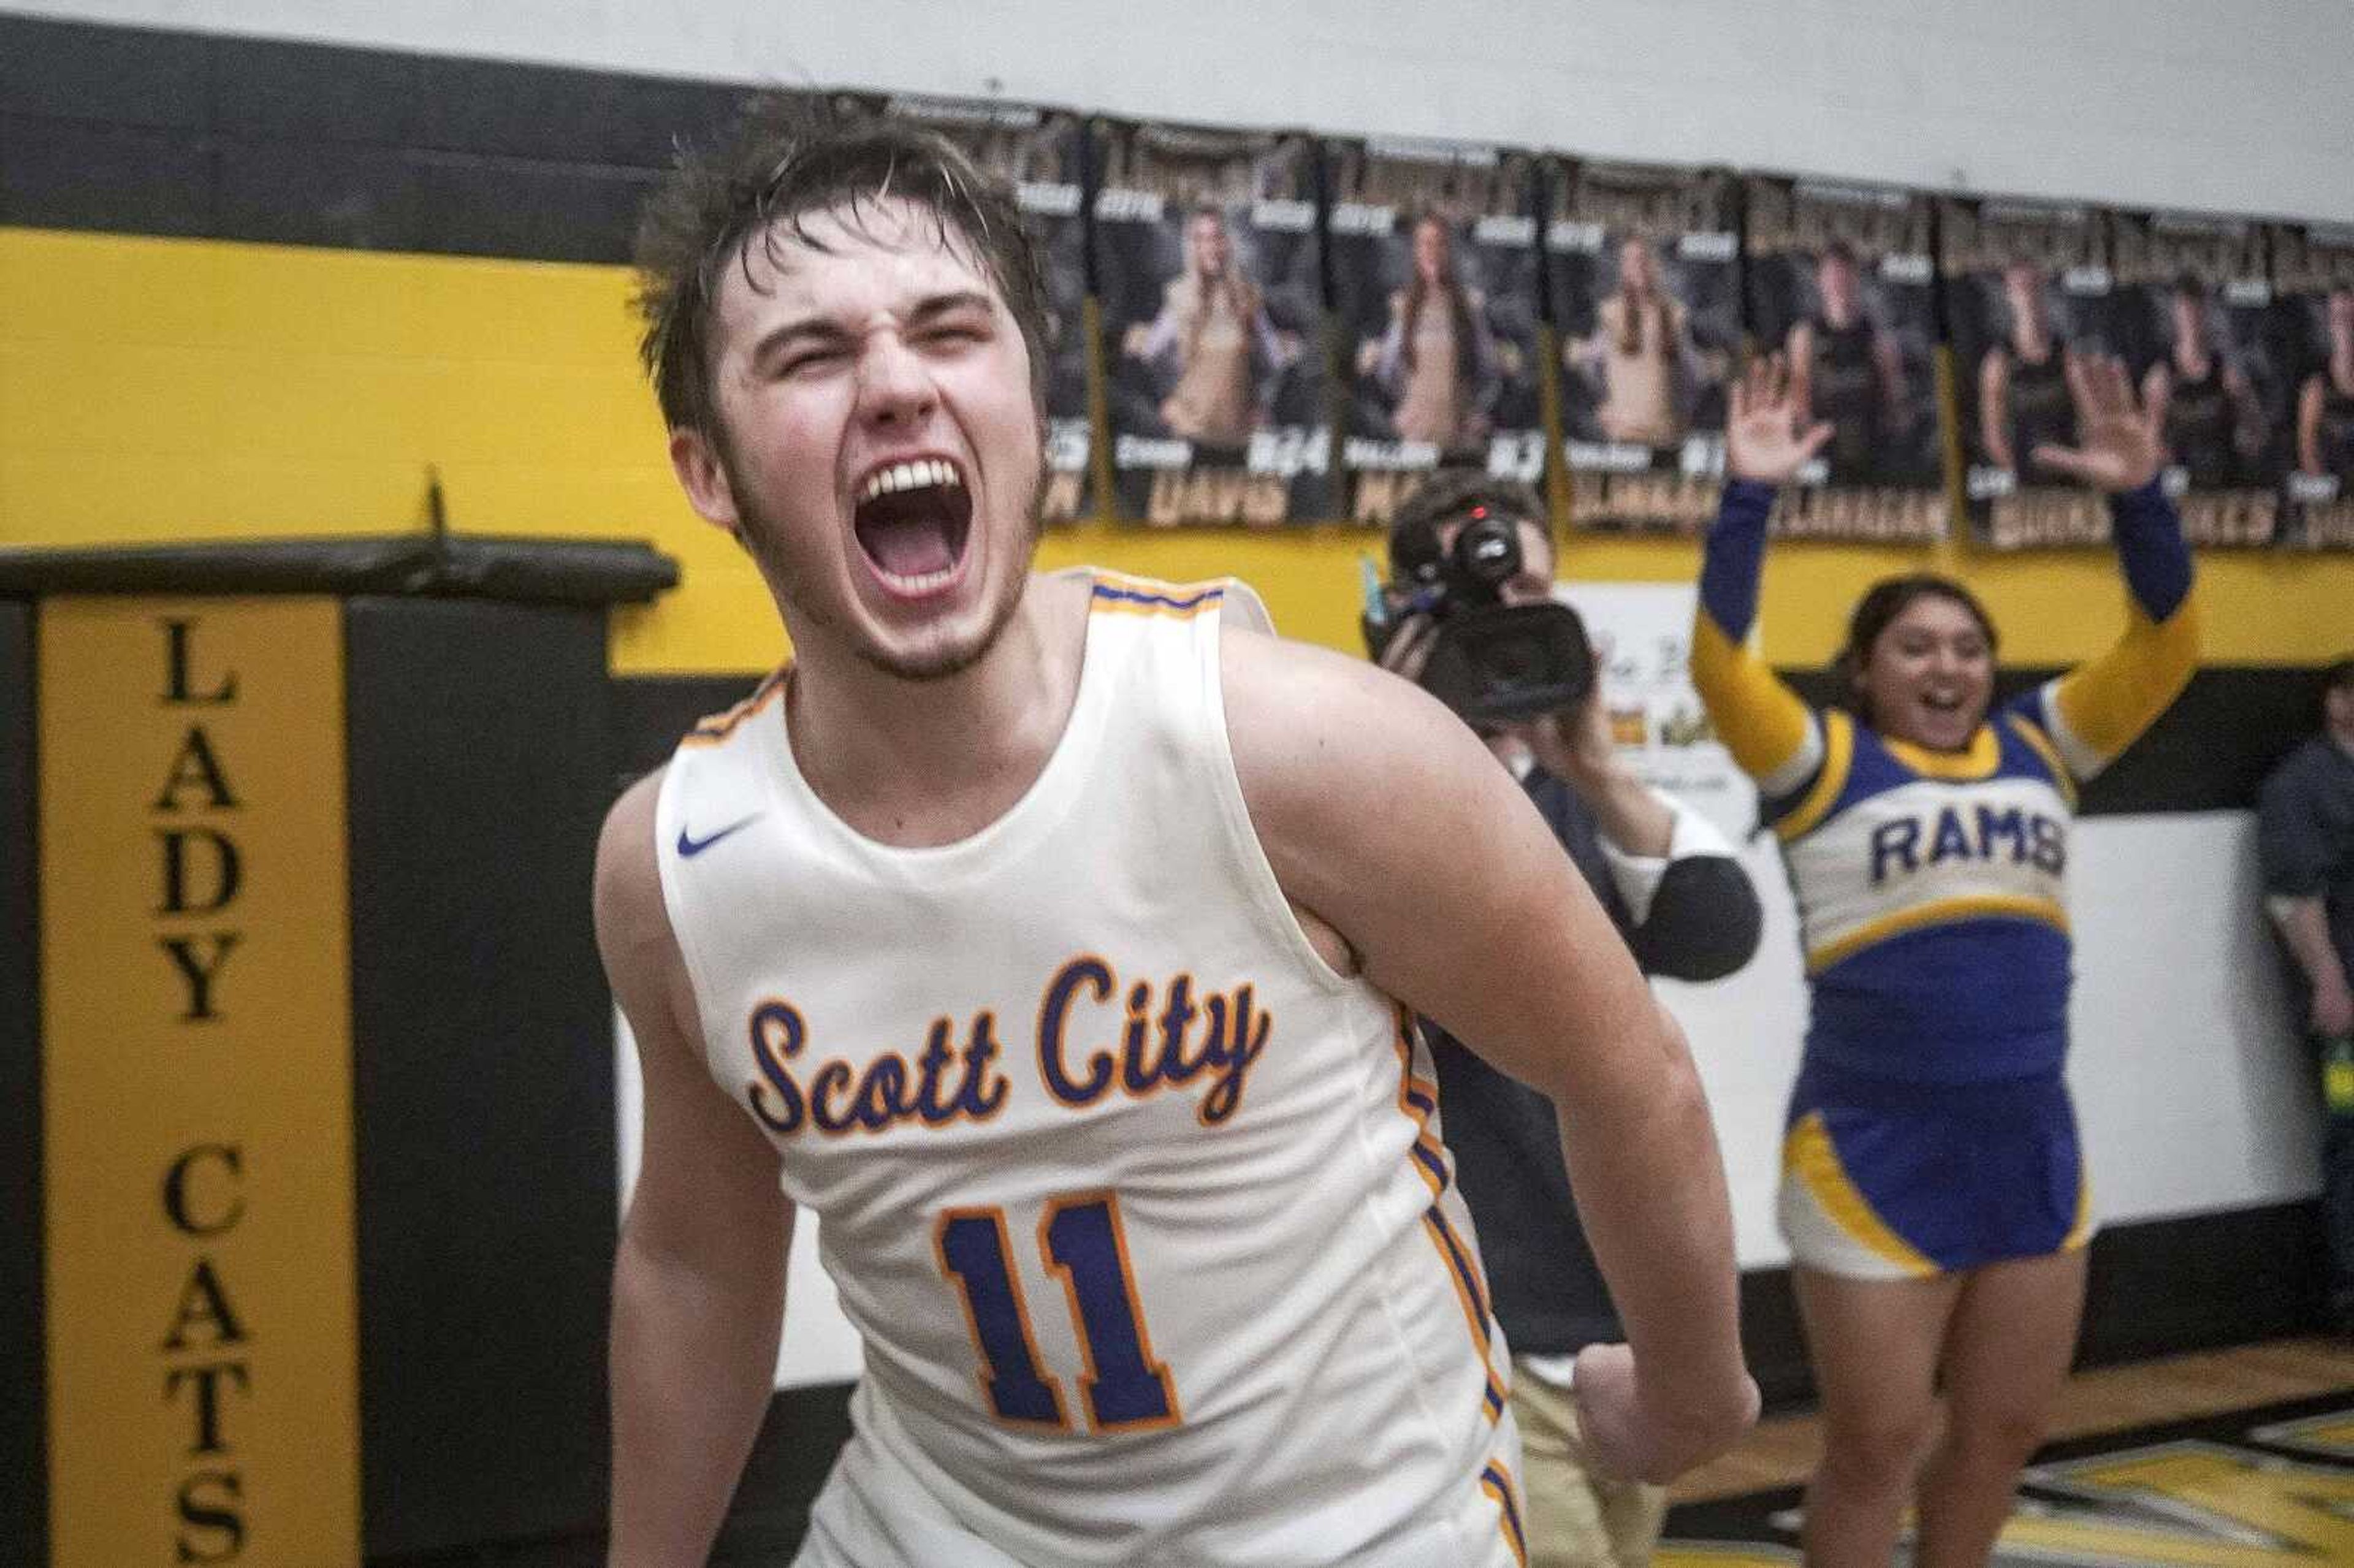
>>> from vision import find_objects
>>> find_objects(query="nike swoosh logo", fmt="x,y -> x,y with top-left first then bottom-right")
676,813 -> 763,858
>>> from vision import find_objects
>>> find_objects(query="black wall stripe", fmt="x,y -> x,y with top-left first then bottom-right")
1782,663 -> 2324,815
609,673 -> 766,789
0,601 -> 45,1568
345,598 -> 616,1557
0,14 -> 748,261
612,666 -> 2330,818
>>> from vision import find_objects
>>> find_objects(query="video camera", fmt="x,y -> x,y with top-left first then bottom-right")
1364,495 -> 1596,726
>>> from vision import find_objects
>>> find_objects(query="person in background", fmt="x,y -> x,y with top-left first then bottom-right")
2140,275 -> 2261,490
1978,264 -> 2078,480
1692,351 -> 2198,1568
605,107 -> 1756,1568
1785,242 -> 1908,485
1123,205 -> 1288,446
2295,288 -> 2354,486
1571,237 -> 1691,447
1367,215 -> 1501,451
2258,657 -> 2354,1336
1374,470 -> 1764,1568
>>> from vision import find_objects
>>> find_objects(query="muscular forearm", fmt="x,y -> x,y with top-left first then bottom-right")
1571,762 -> 1675,859
609,1228 -> 787,1567
2270,895 -> 2352,1000
1554,1009 -> 1751,1460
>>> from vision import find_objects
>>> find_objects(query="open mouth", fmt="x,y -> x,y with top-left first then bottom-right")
852,457 -> 973,595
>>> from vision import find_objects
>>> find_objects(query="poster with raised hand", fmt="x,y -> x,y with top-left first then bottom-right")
1742,175 -> 1945,541
2108,210 -> 2278,547
1092,118 -> 1330,526
2271,222 -> 2354,549
1940,196 -> 2119,547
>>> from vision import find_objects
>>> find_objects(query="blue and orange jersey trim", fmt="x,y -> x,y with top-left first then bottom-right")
1480,1461 -> 1528,1568
680,667 -> 787,748
1089,569 -> 1228,620
1391,1007 -> 1508,1425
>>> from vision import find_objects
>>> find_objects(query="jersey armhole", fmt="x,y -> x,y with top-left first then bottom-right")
649,756 -> 739,1082
1195,614 -> 1360,994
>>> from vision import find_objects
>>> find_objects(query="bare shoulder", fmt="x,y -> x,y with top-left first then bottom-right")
1217,626 -> 1526,885
594,767 -> 679,989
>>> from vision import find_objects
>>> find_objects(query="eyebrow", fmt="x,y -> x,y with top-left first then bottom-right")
748,289 -> 999,365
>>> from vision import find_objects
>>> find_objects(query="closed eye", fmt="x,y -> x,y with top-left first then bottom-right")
777,346 -> 848,376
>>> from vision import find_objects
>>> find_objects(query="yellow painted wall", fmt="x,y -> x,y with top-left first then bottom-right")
4,227 -> 2347,675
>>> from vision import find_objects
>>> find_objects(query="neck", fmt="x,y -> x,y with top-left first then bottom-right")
2329,717 -> 2354,758
782,573 -> 1090,846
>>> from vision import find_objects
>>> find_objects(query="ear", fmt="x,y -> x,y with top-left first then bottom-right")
669,426 -> 741,536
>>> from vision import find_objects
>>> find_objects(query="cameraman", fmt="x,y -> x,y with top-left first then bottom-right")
1374,471 -> 1763,1568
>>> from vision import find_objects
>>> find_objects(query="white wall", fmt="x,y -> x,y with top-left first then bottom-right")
1670,815 -> 2318,1271
15,0 -> 2354,224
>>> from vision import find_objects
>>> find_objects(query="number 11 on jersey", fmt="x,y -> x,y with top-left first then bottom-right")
934,1190 -> 1183,1434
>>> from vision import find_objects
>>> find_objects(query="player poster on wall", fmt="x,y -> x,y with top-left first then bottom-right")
845,93 -> 1095,523
1742,176 -> 1945,541
1324,135 -> 1544,528
2271,222 -> 2354,549
1548,160 -> 1741,536
1941,196 -> 2118,547
1091,118 -> 1330,526
2108,209 -> 2277,547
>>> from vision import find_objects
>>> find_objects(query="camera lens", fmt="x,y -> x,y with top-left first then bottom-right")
1442,515 -> 1522,607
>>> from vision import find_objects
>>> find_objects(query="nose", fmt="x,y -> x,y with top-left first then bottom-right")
853,331 -> 936,429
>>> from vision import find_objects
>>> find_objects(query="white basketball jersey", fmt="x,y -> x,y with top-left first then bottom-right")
654,571 -> 1528,1568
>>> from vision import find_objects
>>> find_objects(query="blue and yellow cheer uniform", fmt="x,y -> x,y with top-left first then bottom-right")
1692,479 -> 2198,1277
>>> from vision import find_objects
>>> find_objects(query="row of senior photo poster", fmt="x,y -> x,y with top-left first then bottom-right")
836,94 -> 2354,547
1943,199 -> 2354,550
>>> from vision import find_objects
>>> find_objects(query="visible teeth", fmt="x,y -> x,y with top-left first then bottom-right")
859,458 -> 964,504
879,565 -> 959,592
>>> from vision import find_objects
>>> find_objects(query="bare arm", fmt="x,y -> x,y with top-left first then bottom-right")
599,772 -> 794,1567
1873,329 -> 1906,425
1784,322 -> 1814,419
1981,349 -> 2014,470
1371,292 -> 1408,390
1130,281 -> 1186,367
2141,361 -> 2172,454
1225,631 -> 1754,1481
2301,375 -> 2328,476
2228,363 -> 2264,456
2269,894 -> 2354,1037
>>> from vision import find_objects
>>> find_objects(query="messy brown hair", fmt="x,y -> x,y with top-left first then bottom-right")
633,97 -> 1053,444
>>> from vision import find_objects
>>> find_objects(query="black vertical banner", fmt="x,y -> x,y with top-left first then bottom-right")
842,93 -> 1095,523
1548,160 -> 1743,535
2108,211 -> 2278,547
0,599 -> 40,1568
1092,119 -> 1331,526
2271,222 -> 2354,549
1940,197 -> 2117,547
1325,135 -> 1544,528
1742,177 -> 1946,541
